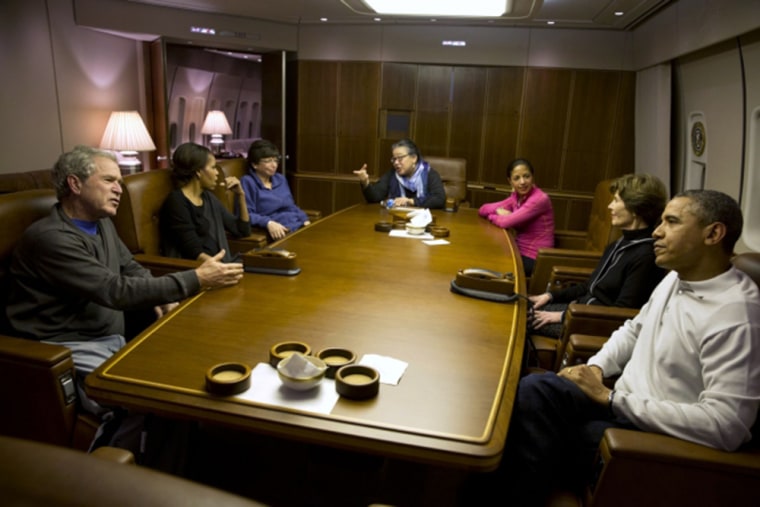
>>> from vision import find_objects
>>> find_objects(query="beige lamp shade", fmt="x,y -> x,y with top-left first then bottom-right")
201,110 -> 233,135
99,111 -> 156,152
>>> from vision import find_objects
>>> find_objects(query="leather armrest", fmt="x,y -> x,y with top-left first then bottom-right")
133,254 -> 200,277
304,209 -> 322,221
568,333 -> 609,353
548,265 -> 594,291
0,333 -> 71,366
588,428 -> 760,507
228,232 -> 268,252
566,303 -> 639,318
91,446 -> 136,464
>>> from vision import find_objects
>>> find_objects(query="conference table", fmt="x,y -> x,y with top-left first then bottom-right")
86,204 -> 528,472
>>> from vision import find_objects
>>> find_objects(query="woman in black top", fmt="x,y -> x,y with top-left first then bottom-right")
529,173 -> 669,338
160,142 -> 250,262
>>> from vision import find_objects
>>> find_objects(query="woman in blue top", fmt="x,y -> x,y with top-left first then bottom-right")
240,140 -> 310,240
160,142 -> 250,262
352,138 -> 446,209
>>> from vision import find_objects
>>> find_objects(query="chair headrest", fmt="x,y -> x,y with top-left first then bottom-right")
732,252 -> 760,288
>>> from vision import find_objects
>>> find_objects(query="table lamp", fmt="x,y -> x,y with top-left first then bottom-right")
201,110 -> 233,155
99,111 -> 156,174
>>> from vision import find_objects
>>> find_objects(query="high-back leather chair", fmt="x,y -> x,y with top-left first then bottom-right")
426,156 -> 467,205
0,189 -> 100,450
111,169 -> 200,275
529,179 -> 620,294
112,169 -> 174,257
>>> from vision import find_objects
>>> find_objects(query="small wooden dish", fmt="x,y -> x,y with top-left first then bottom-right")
269,341 -> 311,367
429,226 -> 450,238
316,347 -> 357,379
374,221 -> 392,232
205,362 -> 252,395
335,365 -> 380,400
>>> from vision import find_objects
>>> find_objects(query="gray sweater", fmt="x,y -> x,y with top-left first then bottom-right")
6,204 -> 200,343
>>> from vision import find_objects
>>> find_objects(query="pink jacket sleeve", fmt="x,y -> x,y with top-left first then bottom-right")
488,189 -> 551,229
478,197 -> 513,218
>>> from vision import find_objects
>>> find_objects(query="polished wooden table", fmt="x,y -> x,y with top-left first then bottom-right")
87,204 -> 527,471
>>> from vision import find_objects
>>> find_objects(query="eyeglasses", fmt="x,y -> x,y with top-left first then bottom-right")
258,156 -> 281,164
390,153 -> 411,163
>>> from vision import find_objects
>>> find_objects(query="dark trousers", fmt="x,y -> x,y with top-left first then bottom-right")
501,372 -> 638,506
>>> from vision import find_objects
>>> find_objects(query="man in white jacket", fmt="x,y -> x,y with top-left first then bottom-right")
500,189 -> 760,506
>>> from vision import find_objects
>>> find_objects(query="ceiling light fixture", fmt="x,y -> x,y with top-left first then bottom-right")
361,0 -> 508,17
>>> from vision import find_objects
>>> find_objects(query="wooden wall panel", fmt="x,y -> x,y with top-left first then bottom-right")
517,68 -> 573,191
563,70 -> 624,192
293,60 -> 633,229
381,63 -> 417,110
262,52 -> 285,149
481,67 -> 524,185
297,61 -> 338,136
295,178 -> 333,216
607,72 -> 636,185
449,67 -> 486,172
337,62 -> 380,176
335,180 -> 366,211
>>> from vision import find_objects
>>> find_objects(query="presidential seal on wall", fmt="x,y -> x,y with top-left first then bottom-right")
691,121 -> 706,157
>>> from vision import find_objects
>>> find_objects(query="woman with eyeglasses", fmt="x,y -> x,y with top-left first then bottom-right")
352,138 -> 446,209
478,158 -> 554,276
160,142 -> 251,263
240,139 -> 310,240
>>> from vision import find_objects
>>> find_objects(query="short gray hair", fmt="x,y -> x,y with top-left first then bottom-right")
52,146 -> 117,200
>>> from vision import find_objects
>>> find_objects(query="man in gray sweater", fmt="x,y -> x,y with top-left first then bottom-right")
6,145 -> 244,409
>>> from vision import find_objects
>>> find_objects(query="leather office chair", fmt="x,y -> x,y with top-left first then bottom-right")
529,179 -> 620,295
547,251 -> 760,507
0,189 -> 100,450
0,435 -> 265,506
426,156 -> 468,207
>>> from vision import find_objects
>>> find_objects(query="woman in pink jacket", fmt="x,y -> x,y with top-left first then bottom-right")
478,158 -> 554,275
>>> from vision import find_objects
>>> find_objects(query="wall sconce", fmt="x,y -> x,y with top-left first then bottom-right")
201,110 -> 233,155
99,111 -> 156,174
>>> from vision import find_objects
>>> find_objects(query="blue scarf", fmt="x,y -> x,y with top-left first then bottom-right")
395,160 -> 430,200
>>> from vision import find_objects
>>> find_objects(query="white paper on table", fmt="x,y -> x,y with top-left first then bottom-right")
407,208 -> 432,226
235,362 -> 339,415
423,239 -> 450,246
388,229 -> 434,240
359,354 -> 408,385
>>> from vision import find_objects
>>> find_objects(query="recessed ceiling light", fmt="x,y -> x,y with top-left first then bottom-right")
546,20 -> 555,25
374,17 -> 382,21
363,0 -> 507,17
320,17 -> 328,22
614,11 -> 624,16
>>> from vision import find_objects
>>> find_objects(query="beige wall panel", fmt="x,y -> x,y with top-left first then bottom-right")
673,42 -> 744,197
0,0 -> 61,172
635,64 -> 671,193
738,32 -> 760,253
527,29 -> 632,70
633,0 -> 760,69
74,0 -> 298,51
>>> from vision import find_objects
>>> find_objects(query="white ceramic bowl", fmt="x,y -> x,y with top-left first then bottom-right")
405,224 -> 426,235
276,353 -> 327,391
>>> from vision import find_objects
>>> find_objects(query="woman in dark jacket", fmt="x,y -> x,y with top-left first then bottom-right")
529,173 -> 669,338
160,142 -> 250,262
352,138 -> 446,209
